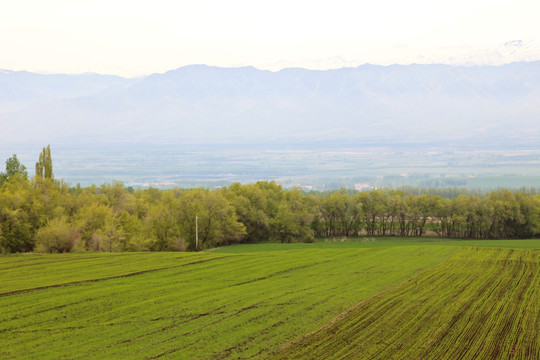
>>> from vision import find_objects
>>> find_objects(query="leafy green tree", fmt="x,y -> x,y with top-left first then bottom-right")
270,189 -> 314,243
177,188 -> 246,250
269,201 -> 296,243
145,192 -> 183,251
467,196 -> 488,238
222,183 -> 269,242
118,211 -> 146,251
74,203 -> 117,251
318,191 -> 341,237
411,194 -> 444,236
133,187 -> 162,219
307,194 -> 325,237
30,177 -> 71,230
514,193 -> 540,238
316,190 -> 361,237
358,190 -> 387,236
101,215 -> 126,252
0,178 -> 34,252
485,190 -> 522,238
386,190 -> 406,236
394,194 -> 413,236
35,145 -> 53,179
440,195 -> 467,237
98,181 -> 136,214
0,154 -> 28,186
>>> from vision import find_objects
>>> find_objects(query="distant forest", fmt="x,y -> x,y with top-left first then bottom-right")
1,149 -> 539,253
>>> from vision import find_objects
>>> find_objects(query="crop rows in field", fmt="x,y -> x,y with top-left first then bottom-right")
0,252 -> 210,295
275,247 -> 539,360
0,246 -> 454,359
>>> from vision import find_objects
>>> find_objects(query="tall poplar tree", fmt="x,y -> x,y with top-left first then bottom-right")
35,145 -> 53,179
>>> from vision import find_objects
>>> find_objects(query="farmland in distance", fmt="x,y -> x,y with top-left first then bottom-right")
4,141 -> 540,190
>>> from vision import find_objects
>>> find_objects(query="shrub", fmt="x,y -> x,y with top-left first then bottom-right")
35,217 -> 80,253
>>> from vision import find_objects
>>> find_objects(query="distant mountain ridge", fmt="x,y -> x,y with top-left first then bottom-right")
2,62 -> 540,145
0,70 -> 139,113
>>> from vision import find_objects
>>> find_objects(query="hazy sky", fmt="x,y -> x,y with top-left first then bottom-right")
2,0 -> 539,76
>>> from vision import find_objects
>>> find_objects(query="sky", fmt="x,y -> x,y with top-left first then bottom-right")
1,0 -> 540,77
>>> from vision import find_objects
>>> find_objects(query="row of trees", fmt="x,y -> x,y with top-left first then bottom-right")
312,189 -> 540,239
1,150 -> 539,253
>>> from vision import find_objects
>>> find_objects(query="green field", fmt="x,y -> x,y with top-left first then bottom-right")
1,239 -> 538,359
276,247 -> 539,359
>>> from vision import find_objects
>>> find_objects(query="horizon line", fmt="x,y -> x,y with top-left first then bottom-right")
2,59 -> 540,79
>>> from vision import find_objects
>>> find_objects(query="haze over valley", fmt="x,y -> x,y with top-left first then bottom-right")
1,61 -> 540,188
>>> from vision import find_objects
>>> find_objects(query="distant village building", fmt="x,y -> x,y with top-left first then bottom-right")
354,183 -> 372,191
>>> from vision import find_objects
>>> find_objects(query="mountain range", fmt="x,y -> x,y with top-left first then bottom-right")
2,62 -> 540,146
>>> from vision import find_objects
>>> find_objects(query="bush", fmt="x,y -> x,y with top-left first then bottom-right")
35,217 -> 80,253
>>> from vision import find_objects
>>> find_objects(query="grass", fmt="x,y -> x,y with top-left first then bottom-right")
213,237 -> 540,253
0,238 -> 538,359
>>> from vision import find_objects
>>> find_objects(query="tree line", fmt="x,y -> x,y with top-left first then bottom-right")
1,149 -> 539,253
